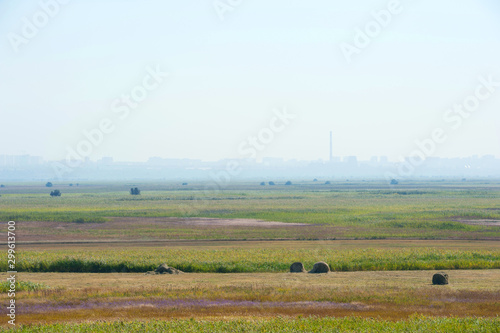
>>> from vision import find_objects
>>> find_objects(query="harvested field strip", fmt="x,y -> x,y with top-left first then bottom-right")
10,247 -> 500,273
8,270 -> 499,322
17,299 -> 367,314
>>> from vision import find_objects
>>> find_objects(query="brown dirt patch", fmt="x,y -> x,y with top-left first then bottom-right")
21,217 -> 308,230
455,219 -> 500,226
128,217 -> 309,227
8,217 -> 314,243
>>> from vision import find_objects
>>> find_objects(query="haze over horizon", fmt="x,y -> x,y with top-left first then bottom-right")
1,0 -> 499,163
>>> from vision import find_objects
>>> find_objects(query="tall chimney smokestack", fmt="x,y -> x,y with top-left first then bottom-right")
329,131 -> 333,162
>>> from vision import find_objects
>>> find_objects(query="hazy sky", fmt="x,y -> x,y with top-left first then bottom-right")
1,0 -> 499,162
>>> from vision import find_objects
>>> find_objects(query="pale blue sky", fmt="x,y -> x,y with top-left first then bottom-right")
1,0 -> 499,162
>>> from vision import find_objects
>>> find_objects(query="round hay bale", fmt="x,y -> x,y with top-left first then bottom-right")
155,263 -> 170,274
290,262 -> 306,273
309,261 -> 330,274
165,267 -> 183,274
154,264 -> 183,274
432,272 -> 449,285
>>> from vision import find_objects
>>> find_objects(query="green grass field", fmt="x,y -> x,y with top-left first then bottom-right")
1,180 -> 499,241
9,244 -> 500,273
5,317 -> 499,333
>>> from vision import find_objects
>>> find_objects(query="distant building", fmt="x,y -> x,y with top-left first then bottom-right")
0,154 -> 42,167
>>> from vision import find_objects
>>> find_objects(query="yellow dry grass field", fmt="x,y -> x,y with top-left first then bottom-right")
3,269 -> 499,326
11,269 -> 500,290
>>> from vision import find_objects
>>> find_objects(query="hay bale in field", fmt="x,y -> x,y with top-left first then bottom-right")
155,263 -> 170,273
290,262 -> 306,273
309,261 -> 330,274
164,267 -> 183,274
154,264 -> 183,275
432,272 -> 449,285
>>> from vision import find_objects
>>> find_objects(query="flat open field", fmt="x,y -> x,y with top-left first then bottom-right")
1,181 -> 499,242
1,181 -> 499,331
2,269 -> 499,325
